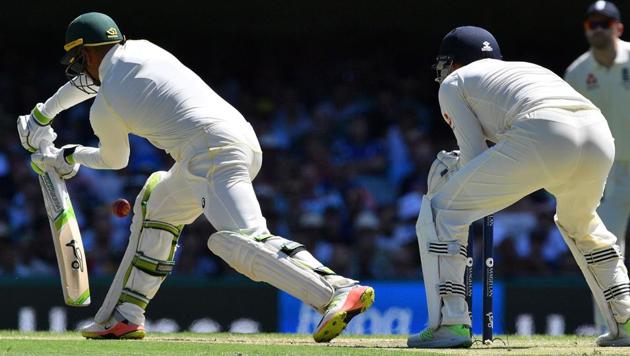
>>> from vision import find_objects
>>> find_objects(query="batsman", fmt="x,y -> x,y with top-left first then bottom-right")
410,26 -> 630,348
17,12 -> 374,341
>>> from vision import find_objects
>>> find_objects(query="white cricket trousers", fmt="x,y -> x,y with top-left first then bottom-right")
433,108 -> 616,251
144,120 -> 267,234
431,108 -> 630,325
101,121 -> 268,326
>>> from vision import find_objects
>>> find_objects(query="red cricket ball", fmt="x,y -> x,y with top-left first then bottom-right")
112,198 -> 131,217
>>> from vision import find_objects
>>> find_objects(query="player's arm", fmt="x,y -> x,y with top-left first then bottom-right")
17,74 -> 96,152
31,94 -> 129,178
70,94 -> 130,170
438,75 -> 487,165
40,75 -> 98,118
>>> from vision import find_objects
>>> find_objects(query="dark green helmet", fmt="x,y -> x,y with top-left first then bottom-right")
61,12 -> 124,93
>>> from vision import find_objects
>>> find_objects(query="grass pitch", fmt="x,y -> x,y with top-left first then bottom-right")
1,332 -> 629,355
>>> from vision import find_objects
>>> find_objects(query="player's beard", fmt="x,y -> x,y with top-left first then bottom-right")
587,32 -> 615,50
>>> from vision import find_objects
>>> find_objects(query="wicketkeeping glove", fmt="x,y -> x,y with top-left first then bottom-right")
31,144 -> 80,180
17,103 -> 57,152
426,150 -> 460,196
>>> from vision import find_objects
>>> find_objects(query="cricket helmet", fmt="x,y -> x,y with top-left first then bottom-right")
61,12 -> 124,92
434,26 -> 502,83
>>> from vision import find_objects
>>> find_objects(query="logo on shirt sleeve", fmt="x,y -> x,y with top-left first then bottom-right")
443,112 -> 455,129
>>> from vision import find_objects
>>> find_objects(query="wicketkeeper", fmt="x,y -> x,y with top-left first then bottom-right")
409,26 -> 630,348
17,12 -> 374,341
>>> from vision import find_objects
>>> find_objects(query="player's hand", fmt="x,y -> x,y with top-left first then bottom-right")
17,103 -> 57,152
31,144 -> 80,179
436,150 -> 460,171
426,150 -> 460,196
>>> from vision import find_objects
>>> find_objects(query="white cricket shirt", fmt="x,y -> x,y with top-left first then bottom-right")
73,40 -> 248,169
438,59 -> 597,164
565,39 -> 630,162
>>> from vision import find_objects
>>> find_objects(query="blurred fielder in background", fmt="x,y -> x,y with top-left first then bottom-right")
17,12 -> 374,341
409,26 -> 630,348
565,0 -> 630,334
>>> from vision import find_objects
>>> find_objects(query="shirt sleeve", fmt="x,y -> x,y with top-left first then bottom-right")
40,76 -> 98,118
72,94 -> 130,170
438,74 -> 488,165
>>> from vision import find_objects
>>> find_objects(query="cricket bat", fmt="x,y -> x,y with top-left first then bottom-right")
33,143 -> 90,307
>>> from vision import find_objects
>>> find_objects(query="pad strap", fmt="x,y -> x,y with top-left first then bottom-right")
439,281 -> 466,297
120,288 -> 150,309
604,283 -> 630,302
585,246 -> 621,265
280,241 -> 307,257
144,220 -> 183,237
428,241 -> 467,257
132,252 -> 175,277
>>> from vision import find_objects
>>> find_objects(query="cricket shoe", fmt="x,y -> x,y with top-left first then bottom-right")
313,285 -> 375,343
596,319 -> 630,347
81,317 -> 146,339
407,324 -> 472,348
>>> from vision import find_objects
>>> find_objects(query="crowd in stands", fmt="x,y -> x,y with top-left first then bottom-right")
0,46 -> 600,281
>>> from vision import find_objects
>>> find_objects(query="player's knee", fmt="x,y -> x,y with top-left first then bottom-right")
132,171 -> 168,217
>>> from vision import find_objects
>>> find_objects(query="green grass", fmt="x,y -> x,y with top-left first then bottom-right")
0,332 -> 629,355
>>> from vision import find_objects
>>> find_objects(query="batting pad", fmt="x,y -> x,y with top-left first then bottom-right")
417,195 -> 471,329
95,171 -> 171,325
208,230 -> 335,311
556,217 -> 630,336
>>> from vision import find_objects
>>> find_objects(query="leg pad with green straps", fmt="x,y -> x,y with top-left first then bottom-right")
95,171 -> 183,326
208,230 -> 340,311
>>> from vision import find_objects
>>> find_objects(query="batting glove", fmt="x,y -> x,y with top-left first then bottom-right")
17,103 -> 57,153
426,150 -> 460,196
31,144 -> 80,180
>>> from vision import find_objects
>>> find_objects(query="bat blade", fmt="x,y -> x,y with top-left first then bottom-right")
38,168 -> 90,307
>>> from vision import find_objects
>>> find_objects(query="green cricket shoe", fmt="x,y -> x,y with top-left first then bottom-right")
596,319 -> 630,347
407,324 -> 472,348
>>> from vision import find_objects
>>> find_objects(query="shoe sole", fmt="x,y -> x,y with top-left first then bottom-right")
83,329 -> 146,340
407,337 -> 473,349
313,286 -> 375,343
597,338 -> 630,347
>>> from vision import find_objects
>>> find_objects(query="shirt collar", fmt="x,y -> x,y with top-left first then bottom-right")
615,40 -> 629,63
